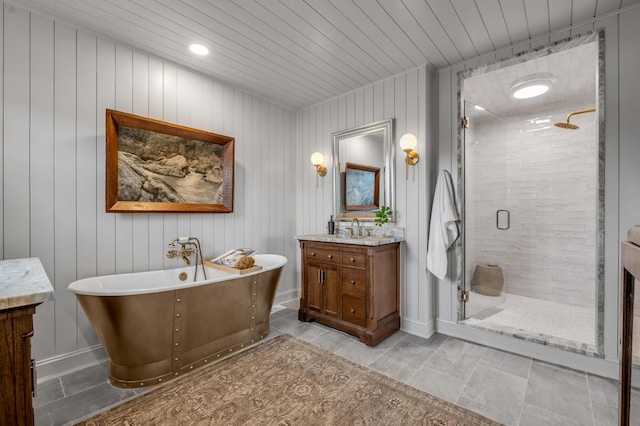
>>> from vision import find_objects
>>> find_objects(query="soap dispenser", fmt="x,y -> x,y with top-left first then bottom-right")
328,215 -> 335,235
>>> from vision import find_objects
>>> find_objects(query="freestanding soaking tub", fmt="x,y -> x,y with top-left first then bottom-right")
68,254 -> 287,388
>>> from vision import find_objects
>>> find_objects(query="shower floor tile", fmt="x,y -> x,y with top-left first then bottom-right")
464,292 -> 596,350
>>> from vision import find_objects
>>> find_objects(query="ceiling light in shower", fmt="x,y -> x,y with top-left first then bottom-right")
510,76 -> 556,99
189,44 -> 209,55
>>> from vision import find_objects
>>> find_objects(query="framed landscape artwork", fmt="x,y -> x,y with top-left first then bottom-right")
105,109 -> 234,213
344,162 -> 380,211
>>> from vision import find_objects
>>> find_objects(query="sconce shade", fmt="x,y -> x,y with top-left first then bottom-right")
310,152 -> 324,166
311,152 -> 327,177
399,133 -> 417,150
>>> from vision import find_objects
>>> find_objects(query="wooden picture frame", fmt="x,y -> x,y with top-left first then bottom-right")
105,109 -> 234,213
344,162 -> 380,211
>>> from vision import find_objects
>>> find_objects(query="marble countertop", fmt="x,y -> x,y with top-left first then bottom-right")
296,233 -> 405,246
0,257 -> 54,311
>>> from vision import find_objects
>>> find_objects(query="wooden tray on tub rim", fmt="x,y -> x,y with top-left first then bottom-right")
203,258 -> 262,275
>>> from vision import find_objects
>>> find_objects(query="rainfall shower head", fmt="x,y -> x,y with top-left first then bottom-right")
553,121 -> 580,130
553,108 -> 596,130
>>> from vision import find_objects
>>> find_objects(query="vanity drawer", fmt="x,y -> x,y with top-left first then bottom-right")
342,252 -> 366,268
342,268 -> 365,298
305,247 -> 340,264
342,295 -> 365,327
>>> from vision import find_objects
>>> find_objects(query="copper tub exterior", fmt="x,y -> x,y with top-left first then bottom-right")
71,259 -> 284,388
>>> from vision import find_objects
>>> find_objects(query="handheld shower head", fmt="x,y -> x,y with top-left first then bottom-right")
553,108 -> 595,130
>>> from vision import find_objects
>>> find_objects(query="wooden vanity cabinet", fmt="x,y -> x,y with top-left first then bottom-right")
298,240 -> 400,346
0,304 -> 37,426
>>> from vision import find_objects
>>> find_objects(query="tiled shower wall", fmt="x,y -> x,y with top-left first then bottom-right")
465,103 -> 598,309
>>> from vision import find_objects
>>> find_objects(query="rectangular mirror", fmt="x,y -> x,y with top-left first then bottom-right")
332,119 -> 394,221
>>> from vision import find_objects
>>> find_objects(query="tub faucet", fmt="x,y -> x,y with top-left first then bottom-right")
351,218 -> 361,237
167,237 -> 207,281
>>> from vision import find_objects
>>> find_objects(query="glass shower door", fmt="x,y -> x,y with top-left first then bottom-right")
462,100 -> 508,321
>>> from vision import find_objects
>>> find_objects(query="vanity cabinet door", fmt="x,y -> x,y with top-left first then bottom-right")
322,264 -> 340,318
305,262 -> 323,313
305,261 -> 340,318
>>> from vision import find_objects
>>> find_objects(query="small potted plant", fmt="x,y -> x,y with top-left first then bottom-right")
374,205 -> 392,232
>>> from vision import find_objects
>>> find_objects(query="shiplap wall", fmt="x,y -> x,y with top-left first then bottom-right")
295,65 -> 436,336
1,4 -> 297,363
437,10 -> 640,369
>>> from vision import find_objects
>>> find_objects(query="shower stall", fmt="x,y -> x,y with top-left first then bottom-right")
458,32 -> 604,355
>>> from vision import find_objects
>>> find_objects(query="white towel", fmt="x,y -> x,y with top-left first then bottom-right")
426,170 -> 460,279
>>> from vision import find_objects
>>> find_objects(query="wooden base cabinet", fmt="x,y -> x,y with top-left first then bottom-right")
0,305 -> 37,426
298,240 -> 400,346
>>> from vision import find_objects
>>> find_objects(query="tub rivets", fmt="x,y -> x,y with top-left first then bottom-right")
252,304 -> 256,308
251,340 -> 255,343
140,383 -> 144,386
229,349 -> 233,352
176,298 -> 181,302
175,328 -> 179,332
217,354 -> 220,357
190,366 -> 193,369
159,379 -> 162,382
176,313 -> 180,317
175,357 -> 178,361
175,342 -> 179,346
251,328 -> 254,331
175,373 -> 179,376
204,360 -> 208,363
251,316 -> 255,320
240,344 -> 244,347
253,293 -> 256,296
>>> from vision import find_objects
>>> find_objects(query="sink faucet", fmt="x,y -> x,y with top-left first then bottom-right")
351,218 -> 360,237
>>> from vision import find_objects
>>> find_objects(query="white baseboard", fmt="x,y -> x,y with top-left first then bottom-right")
401,317 -> 435,339
274,288 -> 298,306
36,344 -> 108,384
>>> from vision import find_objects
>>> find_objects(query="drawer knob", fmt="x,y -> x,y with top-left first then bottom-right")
350,308 -> 355,314
310,252 -> 316,256
328,255 -> 333,259
350,280 -> 355,284
350,257 -> 355,262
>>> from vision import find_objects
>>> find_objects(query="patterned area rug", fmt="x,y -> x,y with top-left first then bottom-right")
77,334 -> 501,425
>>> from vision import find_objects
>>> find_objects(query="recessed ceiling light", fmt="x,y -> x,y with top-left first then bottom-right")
189,44 -> 209,55
510,76 -> 556,99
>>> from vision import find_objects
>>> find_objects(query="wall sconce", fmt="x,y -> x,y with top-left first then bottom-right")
399,133 -> 419,165
310,152 -> 327,176
399,133 -> 419,179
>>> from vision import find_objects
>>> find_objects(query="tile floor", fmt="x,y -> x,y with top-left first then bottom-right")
34,304 -> 640,426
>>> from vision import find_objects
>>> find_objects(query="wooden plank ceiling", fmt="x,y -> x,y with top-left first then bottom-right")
17,0 -> 639,109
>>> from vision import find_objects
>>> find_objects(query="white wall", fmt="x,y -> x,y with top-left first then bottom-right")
437,8 -> 640,371
1,3 -> 297,369
295,65 -> 436,337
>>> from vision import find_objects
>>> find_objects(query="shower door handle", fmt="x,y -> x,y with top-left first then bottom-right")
496,209 -> 510,230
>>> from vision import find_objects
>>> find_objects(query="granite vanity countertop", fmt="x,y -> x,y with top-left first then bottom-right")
296,233 -> 405,246
0,257 -> 54,311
